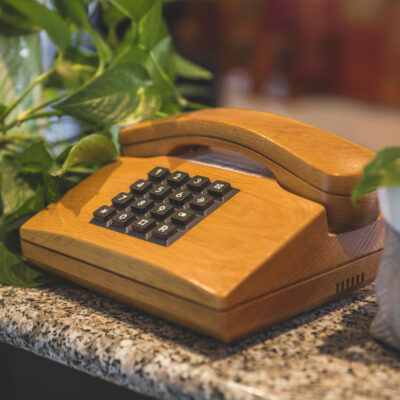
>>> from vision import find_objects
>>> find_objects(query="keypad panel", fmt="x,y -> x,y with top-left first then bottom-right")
90,166 -> 239,246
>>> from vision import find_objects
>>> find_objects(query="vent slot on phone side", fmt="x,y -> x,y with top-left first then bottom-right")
336,272 -> 365,293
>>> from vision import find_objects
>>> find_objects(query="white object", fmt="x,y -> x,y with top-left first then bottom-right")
370,186 -> 400,349
378,187 -> 400,233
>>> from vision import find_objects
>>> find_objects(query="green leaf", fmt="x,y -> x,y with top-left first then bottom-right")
176,83 -> 213,98
54,133 -> 118,176
43,172 -> 61,204
160,100 -> 182,115
146,36 -> 175,88
5,0 -> 70,50
148,44 -> 188,107
0,32 -> 41,126
55,63 -> 153,125
0,104 -> 6,115
118,86 -> 161,126
51,0 -> 87,27
0,232 -> 56,287
115,23 -> 137,58
0,3 -> 38,36
0,156 -> 35,216
108,0 -> 157,21
61,0 -> 112,65
0,186 -> 45,233
46,47 -> 97,90
18,142 -> 53,173
174,53 -> 212,80
138,0 -> 163,50
113,44 -> 148,68
55,145 -> 72,164
102,2 -> 127,27
352,146 -> 400,201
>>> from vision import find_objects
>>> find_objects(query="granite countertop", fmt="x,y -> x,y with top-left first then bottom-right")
1,282 -> 400,400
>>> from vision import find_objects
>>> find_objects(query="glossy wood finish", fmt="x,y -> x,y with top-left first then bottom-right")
120,108 -> 378,233
21,157 -> 384,342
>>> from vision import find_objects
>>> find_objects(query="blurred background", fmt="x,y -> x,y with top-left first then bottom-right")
165,0 -> 400,151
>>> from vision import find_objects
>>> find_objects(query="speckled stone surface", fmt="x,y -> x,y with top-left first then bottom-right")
1,282 -> 400,400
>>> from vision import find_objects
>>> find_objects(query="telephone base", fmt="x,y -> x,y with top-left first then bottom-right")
21,239 -> 381,342
20,156 -> 384,342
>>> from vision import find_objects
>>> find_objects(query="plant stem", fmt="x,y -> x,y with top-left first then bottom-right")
2,111 -> 63,132
148,51 -> 188,107
0,134 -> 44,143
185,101 -> 208,110
0,53 -> 63,126
18,91 -> 72,121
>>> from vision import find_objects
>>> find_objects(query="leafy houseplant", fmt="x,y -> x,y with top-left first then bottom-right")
353,147 -> 400,349
0,0 -> 211,287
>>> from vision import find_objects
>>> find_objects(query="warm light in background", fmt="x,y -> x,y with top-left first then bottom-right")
166,0 -> 400,150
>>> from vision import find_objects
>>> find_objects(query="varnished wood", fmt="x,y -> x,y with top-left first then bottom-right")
21,156 -> 384,342
21,240 -> 381,343
120,108 -> 378,233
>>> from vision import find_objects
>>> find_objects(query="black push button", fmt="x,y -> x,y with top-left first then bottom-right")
208,180 -> 231,196
112,211 -> 135,227
149,184 -> 172,200
112,192 -> 134,208
130,179 -> 152,195
171,209 -> 196,226
148,167 -> 169,181
93,205 -> 116,221
169,189 -> 192,205
152,222 -> 177,240
167,171 -> 189,186
131,217 -> 156,233
187,175 -> 210,191
131,198 -> 153,213
90,165 -> 239,246
190,194 -> 214,211
150,203 -> 174,219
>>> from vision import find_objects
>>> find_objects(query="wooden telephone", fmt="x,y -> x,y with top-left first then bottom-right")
20,108 -> 384,342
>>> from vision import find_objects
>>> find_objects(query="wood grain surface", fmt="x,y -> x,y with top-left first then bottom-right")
20,156 -> 384,341
120,108 -> 378,232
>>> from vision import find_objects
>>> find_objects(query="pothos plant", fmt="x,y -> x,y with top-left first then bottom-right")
352,147 -> 400,200
0,0 -> 212,287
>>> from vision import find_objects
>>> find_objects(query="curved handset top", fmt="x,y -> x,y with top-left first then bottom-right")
119,108 -> 378,233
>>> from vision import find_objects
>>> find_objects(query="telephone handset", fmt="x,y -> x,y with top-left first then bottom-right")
21,108 -> 384,342
120,108 -> 378,233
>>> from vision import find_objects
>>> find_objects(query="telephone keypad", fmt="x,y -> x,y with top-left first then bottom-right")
171,209 -> 196,226
91,167 -> 239,246
167,171 -> 189,186
131,198 -> 154,213
130,179 -> 152,195
187,176 -> 210,191
112,211 -> 135,227
112,192 -> 135,208
148,166 -> 170,181
208,181 -> 231,197
169,189 -> 192,206
94,205 -> 116,221
131,217 -> 156,233
150,204 -> 174,219
190,194 -> 214,211
152,222 -> 177,240
149,184 -> 172,200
